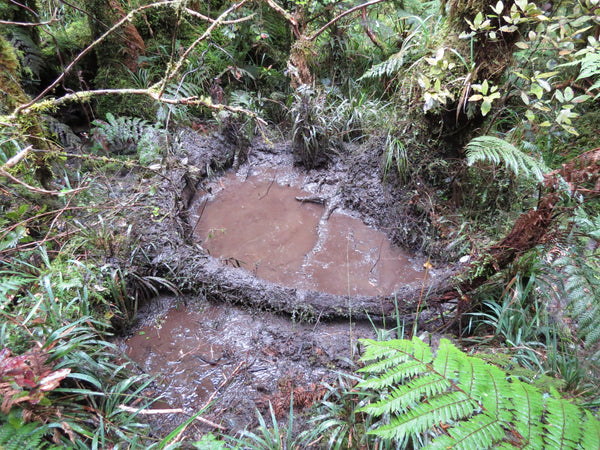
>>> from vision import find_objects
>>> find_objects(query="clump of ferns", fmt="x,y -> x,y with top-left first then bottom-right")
356,336 -> 600,449
90,113 -> 163,165
549,206 -> 600,399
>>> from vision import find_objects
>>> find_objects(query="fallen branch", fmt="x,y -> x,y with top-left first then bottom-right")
308,0 -> 387,41
118,405 -> 185,415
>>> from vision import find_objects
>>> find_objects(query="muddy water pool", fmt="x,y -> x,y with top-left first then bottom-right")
191,167 -> 424,296
122,297 -> 378,437
123,156 -> 428,438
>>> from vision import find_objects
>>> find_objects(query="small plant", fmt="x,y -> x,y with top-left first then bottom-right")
228,394 -> 308,450
382,132 -> 408,184
290,86 -> 330,169
91,113 -> 163,164
301,373 -> 373,449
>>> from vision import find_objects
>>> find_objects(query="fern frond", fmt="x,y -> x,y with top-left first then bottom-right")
8,28 -> 45,81
465,136 -> 548,181
0,419 -> 49,450
360,51 -> 406,80
357,338 -> 600,448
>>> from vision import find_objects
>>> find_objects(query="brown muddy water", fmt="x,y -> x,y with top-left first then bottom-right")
122,296 -> 378,438
191,167 -> 424,296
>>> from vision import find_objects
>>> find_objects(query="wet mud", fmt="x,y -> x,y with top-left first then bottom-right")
120,131 -> 455,438
122,296 -> 377,439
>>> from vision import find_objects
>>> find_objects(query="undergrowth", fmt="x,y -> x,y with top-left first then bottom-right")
357,336 -> 600,449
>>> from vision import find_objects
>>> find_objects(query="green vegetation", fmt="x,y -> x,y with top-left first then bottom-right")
1,0 -> 599,447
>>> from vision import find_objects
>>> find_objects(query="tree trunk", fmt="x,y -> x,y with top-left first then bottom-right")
88,0 -> 145,74
0,36 -> 53,188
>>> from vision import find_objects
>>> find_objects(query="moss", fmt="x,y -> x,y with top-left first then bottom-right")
0,35 -> 26,114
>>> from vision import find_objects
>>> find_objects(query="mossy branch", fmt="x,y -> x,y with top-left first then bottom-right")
11,0 -> 256,122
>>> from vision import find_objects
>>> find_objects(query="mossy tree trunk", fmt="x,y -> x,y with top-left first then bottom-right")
87,0 -> 145,89
0,35 -> 53,188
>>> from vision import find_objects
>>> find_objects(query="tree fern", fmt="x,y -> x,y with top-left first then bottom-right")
464,135 -> 548,181
357,336 -> 600,449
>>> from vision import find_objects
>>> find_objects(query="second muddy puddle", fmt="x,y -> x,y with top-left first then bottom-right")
192,168 -> 424,296
123,297 -> 377,437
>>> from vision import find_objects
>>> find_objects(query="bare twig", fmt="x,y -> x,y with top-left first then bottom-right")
264,0 -> 300,38
157,0 -> 251,94
184,7 -> 255,24
0,167 -> 87,196
0,16 -> 58,26
2,145 -> 32,169
118,405 -> 185,415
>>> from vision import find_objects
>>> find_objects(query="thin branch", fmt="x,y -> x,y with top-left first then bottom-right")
263,0 -> 300,38
0,167 -> 87,196
13,1 -> 173,115
184,7 -> 256,24
309,0 -> 388,42
157,0 -> 251,94
0,17 -> 58,26
26,87 -> 267,126
2,145 -> 32,169
118,405 -> 185,415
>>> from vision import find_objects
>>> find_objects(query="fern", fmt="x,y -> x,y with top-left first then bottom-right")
0,419 -> 52,450
465,135 -> 548,181
554,208 -> 600,349
91,113 -> 162,163
357,337 -> 600,449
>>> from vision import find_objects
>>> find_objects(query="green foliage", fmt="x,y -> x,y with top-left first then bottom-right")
465,135 -> 547,181
0,413 -> 56,450
383,132 -> 408,183
91,113 -> 163,165
301,373 -> 374,449
290,86 -> 331,169
554,208 -> 600,350
0,247 -> 153,446
357,336 -> 600,449
228,398 -> 306,450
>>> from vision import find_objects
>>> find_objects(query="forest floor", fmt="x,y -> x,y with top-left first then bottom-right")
113,128 -> 451,438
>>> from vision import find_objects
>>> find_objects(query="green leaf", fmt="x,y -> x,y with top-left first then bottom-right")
481,100 -> 492,116
357,337 -> 600,448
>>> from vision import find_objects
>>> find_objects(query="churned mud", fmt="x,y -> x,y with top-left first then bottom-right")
121,296 -> 377,440
119,129 -> 454,439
